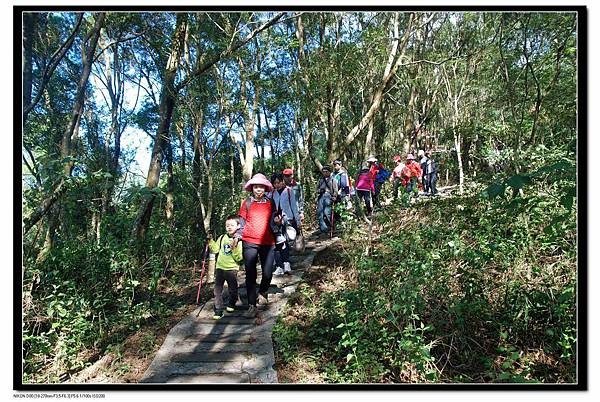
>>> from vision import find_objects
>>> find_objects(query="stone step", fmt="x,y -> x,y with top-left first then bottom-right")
164,361 -> 246,376
170,351 -> 252,363
166,373 -> 250,383
181,334 -> 255,343
186,324 -> 258,336
194,317 -> 258,325
172,340 -> 256,353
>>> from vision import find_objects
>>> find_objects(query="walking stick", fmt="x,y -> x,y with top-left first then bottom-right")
195,243 -> 209,305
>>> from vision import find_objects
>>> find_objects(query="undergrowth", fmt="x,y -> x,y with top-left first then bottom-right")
273,155 -> 577,383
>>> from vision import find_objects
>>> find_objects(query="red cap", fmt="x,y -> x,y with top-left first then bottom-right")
282,168 -> 294,175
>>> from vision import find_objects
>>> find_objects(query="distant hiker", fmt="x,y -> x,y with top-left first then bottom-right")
425,151 -> 438,196
405,154 -> 422,196
418,149 -> 429,194
355,164 -> 375,215
332,160 -> 350,201
332,159 -> 352,219
316,164 -> 338,236
271,173 -> 300,276
282,168 -> 304,222
236,173 -> 280,318
208,215 -> 243,320
390,155 -> 406,200
367,155 -> 389,208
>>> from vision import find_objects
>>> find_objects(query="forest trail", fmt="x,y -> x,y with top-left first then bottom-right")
139,188 -> 456,384
140,234 -> 340,384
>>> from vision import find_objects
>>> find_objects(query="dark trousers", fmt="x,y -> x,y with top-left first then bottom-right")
243,242 -> 275,306
317,193 -> 333,233
406,177 -> 417,194
428,173 -> 437,195
393,177 -> 401,199
214,269 -> 238,311
274,241 -> 290,268
422,173 -> 430,193
356,190 -> 372,215
373,181 -> 383,207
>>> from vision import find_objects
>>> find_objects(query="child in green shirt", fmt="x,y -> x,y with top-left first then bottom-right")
208,215 -> 243,319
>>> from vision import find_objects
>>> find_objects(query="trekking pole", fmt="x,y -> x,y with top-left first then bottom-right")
195,243 -> 209,305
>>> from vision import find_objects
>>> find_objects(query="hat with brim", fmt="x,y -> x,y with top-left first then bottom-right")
282,168 -> 294,175
244,173 -> 273,192
321,165 -> 331,172
406,154 -> 415,160
366,155 -> 377,162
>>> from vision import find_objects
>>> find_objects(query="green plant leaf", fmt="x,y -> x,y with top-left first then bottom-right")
483,182 -> 505,199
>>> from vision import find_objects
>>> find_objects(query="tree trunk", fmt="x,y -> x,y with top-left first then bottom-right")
454,129 -> 464,195
176,121 -> 186,171
131,13 -> 187,247
339,13 -> 414,160
165,139 -> 174,222
61,13 -> 105,176
238,56 -> 257,181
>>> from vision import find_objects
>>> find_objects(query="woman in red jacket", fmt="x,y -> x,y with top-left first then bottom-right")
234,173 -> 281,318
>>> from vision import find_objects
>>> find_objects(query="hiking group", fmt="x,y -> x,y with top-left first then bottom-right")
204,151 -> 438,320
206,169 -> 304,319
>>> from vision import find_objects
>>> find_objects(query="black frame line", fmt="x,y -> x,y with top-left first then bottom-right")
14,4 -> 587,392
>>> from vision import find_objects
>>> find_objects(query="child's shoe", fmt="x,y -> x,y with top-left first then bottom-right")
212,310 -> 224,320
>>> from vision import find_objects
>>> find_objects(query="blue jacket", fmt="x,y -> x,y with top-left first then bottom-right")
272,186 -> 300,225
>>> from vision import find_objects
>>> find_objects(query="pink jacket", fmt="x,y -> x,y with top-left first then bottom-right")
355,172 -> 375,192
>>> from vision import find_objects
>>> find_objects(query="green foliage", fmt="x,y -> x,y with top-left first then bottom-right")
274,151 -> 576,383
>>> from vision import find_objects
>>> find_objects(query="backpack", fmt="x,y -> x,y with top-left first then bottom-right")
375,165 -> 391,183
274,187 -> 297,224
244,196 -> 276,216
212,234 -> 242,266
408,161 -> 422,178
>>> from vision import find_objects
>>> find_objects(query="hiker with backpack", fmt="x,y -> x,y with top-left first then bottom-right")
270,173 -> 300,276
316,164 -> 338,237
390,155 -> 406,200
332,160 -> 350,201
207,215 -> 243,320
235,173 -> 280,318
418,150 -> 429,194
355,164 -> 375,215
282,168 -> 304,222
367,156 -> 390,208
425,151 -> 438,196
332,160 -> 353,220
405,154 -> 423,197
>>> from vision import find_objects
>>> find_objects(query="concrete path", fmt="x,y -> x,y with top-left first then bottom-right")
140,235 -> 339,384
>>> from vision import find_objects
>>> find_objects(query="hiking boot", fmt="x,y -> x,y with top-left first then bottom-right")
212,310 -> 224,320
244,305 -> 258,318
258,291 -> 269,305
283,262 -> 292,274
274,266 -> 284,276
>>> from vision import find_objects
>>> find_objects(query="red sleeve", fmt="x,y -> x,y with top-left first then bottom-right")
238,199 -> 247,220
